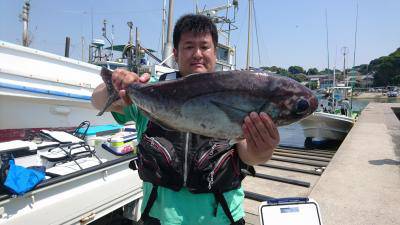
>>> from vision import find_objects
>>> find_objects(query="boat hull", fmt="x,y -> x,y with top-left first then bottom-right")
299,112 -> 355,141
0,41 -> 115,141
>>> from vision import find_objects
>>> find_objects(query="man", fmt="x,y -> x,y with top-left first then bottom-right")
92,14 -> 279,225
341,98 -> 351,116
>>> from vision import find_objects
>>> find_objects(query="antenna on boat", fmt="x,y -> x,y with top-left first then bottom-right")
352,3 -> 359,68
334,46 -> 337,88
21,0 -> 31,46
341,46 -> 349,87
90,7 -> 94,43
253,0 -> 262,66
102,19 -> 113,61
325,8 -> 330,75
333,46 -> 338,108
246,0 -> 253,70
161,0 -> 167,56
348,2 -> 359,89
196,0 -> 238,70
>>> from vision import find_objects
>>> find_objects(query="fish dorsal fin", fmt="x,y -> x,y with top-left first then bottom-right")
210,100 -> 253,123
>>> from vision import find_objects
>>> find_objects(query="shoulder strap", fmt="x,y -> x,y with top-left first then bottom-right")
140,185 -> 158,221
159,72 -> 178,81
213,191 -> 235,224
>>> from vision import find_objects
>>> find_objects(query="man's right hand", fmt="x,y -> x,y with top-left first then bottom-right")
111,69 -> 150,105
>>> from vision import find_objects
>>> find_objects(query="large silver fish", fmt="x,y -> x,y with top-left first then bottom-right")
98,68 -> 318,139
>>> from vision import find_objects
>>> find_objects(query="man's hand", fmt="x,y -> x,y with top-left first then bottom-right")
237,112 -> 280,165
111,69 -> 150,105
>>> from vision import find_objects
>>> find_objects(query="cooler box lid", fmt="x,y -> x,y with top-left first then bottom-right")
77,124 -> 124,136
259,197 -> 323,225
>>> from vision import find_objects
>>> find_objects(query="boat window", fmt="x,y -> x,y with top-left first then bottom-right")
217,46 -> 229,63
215,63 -> 223,71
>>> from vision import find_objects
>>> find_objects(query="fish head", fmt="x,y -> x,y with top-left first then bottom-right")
284,89 -> 318,125
259,76 -> 318,126
292,95 -> 318,117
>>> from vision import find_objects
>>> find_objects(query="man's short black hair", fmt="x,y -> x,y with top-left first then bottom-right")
173,14 -> 218,49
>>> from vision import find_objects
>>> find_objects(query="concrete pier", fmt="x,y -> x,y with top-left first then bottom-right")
243,103 -> 400,225
309,103 -> 400,225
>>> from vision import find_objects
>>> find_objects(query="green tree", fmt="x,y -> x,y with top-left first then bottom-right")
288,66 -> 305,74
353,64 -> 369,74
287,73 -> 307,82
276,68 -> 289,75
260,66 -> 289,75
319,68 -> 333,75
307,68 -> 319,75
369,48 -> 400,86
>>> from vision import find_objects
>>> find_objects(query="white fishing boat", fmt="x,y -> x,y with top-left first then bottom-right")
0,127 -> 143,225
299,86 -> 358,145
0,40 -> 117,142
299,111 -> 356,141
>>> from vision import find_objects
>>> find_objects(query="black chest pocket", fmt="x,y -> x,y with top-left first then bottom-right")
187,141 -> 242,193
138,134 -> 183,191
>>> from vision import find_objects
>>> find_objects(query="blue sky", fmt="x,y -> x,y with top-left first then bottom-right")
1,0 -> 399,71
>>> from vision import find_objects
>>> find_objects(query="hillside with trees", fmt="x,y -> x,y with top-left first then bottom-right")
259,47 -> 400,87
368,48 -> 400,86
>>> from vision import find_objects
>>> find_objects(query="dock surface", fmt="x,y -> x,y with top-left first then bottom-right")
310,103 -> 400,225
243,103 -> 400,225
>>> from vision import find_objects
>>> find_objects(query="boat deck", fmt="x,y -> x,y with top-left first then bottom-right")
242,102 -> 400,225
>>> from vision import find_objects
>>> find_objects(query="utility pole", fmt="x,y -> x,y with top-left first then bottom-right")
22,0 -> 30,46
162,0 -> 174,68
246,0 -> 253,70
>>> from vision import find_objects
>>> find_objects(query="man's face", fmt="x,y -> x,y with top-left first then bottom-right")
173,32 -> 217,76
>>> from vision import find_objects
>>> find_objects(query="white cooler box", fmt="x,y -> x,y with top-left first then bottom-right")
94,131 -> 138,160
102,132 -> 137,155
259,197 -> 323,225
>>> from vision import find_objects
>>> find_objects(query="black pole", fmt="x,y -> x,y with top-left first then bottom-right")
65,37 -> 71,57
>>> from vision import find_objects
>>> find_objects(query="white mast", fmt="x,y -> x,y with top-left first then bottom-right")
325,9 -> 330,76
161,0 -> 167,56
162,0 -> 174,68
352,3 -> 359,68
246,0 -> 253,70
342,46 -> 348,86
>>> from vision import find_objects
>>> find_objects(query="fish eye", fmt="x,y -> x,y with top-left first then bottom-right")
296,99 -> 310,114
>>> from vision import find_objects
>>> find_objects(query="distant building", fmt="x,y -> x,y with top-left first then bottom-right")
306,74 -> 333,89
358,74 -> 374,88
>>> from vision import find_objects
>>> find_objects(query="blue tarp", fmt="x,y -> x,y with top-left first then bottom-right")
3,160 -> 45,195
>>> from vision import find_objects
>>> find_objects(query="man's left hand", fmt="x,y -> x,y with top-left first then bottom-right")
237,112 -> 280,165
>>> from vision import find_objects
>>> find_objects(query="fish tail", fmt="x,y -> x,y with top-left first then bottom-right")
97,92 -> 120,116
97,67 -> 120,116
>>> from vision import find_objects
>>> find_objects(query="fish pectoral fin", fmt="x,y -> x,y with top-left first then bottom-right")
257,101 -> 270,114
210,100 -> 252,123
138,109 -> 175,131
